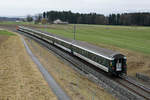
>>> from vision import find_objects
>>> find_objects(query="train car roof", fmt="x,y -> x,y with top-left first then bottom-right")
31,27 -> 73,43
73,41 -> 121,58
21,26 -> 124,59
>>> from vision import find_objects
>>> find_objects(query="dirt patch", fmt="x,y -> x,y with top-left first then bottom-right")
26,38 -> 117,100
0,28 -> 9,45
0,35 -> 9,45
0,35 -> 57,100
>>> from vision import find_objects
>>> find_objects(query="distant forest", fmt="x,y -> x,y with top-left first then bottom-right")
43,11 -> 150,26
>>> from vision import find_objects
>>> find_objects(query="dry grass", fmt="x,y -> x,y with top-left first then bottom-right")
26,38 -> 117,100
0,35 -> 9,45
0,34 -> 57,100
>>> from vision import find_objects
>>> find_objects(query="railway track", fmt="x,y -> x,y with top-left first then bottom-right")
117,75 -> 150,100
18,29 -> 150,100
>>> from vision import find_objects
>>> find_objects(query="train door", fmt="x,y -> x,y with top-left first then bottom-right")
115,58 -> 123,71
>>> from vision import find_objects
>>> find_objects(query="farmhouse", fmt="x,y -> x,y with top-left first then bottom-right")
53,19 -> 68,24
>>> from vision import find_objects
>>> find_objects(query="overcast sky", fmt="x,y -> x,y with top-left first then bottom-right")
0,0 -> 150,17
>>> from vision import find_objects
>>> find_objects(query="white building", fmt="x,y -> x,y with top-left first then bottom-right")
53,19 -> 68,24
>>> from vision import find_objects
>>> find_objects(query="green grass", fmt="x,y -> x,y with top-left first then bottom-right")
40,24 -> 150,55
0,30 -> 15,36
0,21 -> 34,25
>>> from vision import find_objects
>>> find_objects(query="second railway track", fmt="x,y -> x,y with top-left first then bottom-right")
117,75 -> 150,100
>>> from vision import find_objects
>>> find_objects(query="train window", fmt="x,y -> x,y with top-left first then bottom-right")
90,53 -> 93,59
84,50 -> 86,55
100,57 -> 103,64
88,52 -> 91,58
76,47 -> 78,52
95,56 -> 98,62
84,51 -> 86,55
83,50 -> 85,56
82,50 -> 84,55
55,40 -> 58,43
80,49 -> 82,54
65,43 -> 67,47
75,47 -> 77,51
77,48 -> 80,53
96,56 -> 99,62
92,55 -> 95,61
87,52 -> 90,59
79,49 -> 81,54
98,57 -> 101,64
105,60 -> 109,67
65,43 -> 67,48
78,48 -> 80,53
85,51 -> 88,57
59,41 -> 61,44
78,48 -> 81,53
104,59 -> 107,66
87,52 -> 90,58
94,55 -> 97,61
91,54 -> 94,60
93,55 -> 95,60
81,49 -> 83,54
101,59 -> 105,66
67,44 -> 70,48
73,47 -> 76,51
92,54 -> 96,60
89,53 -> 92,58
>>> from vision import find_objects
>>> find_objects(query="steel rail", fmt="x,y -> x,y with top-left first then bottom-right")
118,75 -> 150,100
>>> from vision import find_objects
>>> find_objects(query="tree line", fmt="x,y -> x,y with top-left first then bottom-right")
43,11 -> 107,25
108,13 -> 150,26
37,11 -> 150,26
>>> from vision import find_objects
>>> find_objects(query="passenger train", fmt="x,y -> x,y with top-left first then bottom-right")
17,26 -> 127,76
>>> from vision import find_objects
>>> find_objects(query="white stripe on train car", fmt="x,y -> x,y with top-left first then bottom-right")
54,43 -> 71,53
72,44 -> 113,60
42,37 -> 53,44
73,52 -> 109,72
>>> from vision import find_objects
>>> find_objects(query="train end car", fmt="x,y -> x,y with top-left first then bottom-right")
71,41 -> 127,76
109,54 -> 127,76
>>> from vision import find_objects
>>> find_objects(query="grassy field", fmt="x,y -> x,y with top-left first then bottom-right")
0,21 -> 34,25
40,24 -> 150,55
0,30 -> 15,35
